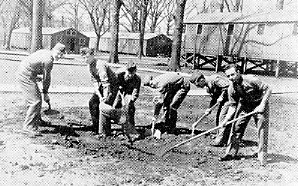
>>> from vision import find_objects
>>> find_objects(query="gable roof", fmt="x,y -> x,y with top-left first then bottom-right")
184,10 -> 298,24
82,31 -> 167,40
12,27 -> 73,35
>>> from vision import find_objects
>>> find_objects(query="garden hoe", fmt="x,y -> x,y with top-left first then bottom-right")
157,110 -> 257,157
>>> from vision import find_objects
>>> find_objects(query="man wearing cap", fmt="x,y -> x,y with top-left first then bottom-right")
17,43 -> 66,135
218,64 -> 271,166
189,72 -> 231,146
114,61 -> 141,137
143,72 -> 190,134
80,47 -> 119,136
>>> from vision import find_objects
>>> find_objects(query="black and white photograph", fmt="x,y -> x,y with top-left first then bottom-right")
0,0 -> 297,185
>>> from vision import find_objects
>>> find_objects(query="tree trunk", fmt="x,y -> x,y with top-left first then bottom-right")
169,0 -> 187,71
138,0 -> 149,59
5,6 -> 20,50
276,0 -> 284,10
108,0 -> 123,64
234,0 -> 242,12
95,32 -> 101,52
220,0 -> 224,12
30,0 -> 43,53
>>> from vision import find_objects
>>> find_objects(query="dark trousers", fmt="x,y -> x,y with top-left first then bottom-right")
89,93 -> 101,131
154,87 -> 189,132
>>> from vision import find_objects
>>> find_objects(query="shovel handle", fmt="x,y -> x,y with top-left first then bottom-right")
47,101 -> 51,110
191,102 -> 220,135
160,111 -> 257,157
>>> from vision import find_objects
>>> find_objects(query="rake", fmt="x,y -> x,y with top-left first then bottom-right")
157,111 -> 257,157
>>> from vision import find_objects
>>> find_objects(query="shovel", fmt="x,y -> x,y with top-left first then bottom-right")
191,102 -> 219,136
157,111 -> 257,157
43,101 -> 60,115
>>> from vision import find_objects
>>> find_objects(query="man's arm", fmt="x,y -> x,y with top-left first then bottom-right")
254,85 -> 272,113
42,62 -> 53,94
219,84 -> 237,127
93,82 -> 103,99
219,105 -> 236,127
97,62 -> 111,100
131,76 -> 141,102
42,61 -> 53,103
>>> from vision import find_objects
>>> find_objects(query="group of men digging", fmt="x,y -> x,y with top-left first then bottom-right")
17,44 -> 271,166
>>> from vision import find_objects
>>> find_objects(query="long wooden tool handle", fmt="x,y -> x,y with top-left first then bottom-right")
191,102 -> 220,132
160,111 -> 256,156
47,101 -> 51,110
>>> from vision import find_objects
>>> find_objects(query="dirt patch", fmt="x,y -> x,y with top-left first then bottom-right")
0,92 -> 298,185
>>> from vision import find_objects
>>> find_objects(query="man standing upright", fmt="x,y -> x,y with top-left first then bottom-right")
115,61 -> 141,138
189,72 -> 231,146
218,64 -> 271,165
143,72 -> 190,134
17,43 -> 66,135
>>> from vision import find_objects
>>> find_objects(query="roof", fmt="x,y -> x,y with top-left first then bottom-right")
184,10 -> 298,24
12,27 -> 73,35
83,32 -> 167,40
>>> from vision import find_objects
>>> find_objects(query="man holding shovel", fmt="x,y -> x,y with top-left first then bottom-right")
17,43 -> 66,135
80,48 -> 119,136
143,72 -> 190,136
218,64 -> 271,166
114,61 -> 141,140
189,72 -> 231,146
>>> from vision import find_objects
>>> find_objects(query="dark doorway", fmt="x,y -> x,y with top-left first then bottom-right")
68,38 -> 75,53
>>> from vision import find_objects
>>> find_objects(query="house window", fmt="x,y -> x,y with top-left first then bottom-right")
197,24 -> 202,34
293,23 -> 298,35
227,24 -> 234,35
79,38 -> 85,45
257,24 -> 265,35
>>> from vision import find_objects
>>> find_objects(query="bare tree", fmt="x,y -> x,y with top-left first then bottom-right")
109,0 -> 123,64
43,0 -> 66,27
18,0 -> 33,27
169,0 -> 187,71
276,0 -> 284,10
164,0 -> 175,35
79,0 -> 110,51
147,0 -> 168,33
121,0 -> 140,32
61,0 -> 83,30
30,0 -> 43,53
138,0 -> 149,59
1,0 -> 21,49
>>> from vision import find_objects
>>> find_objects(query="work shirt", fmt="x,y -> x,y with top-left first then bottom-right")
151,72 -> 190,95
89,59 -> 119,99
206,75 -> 230,107
117,71 -> 141,102
89,59 -> 118,85
228,75 -> 269,106
18,49 -> 54,93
